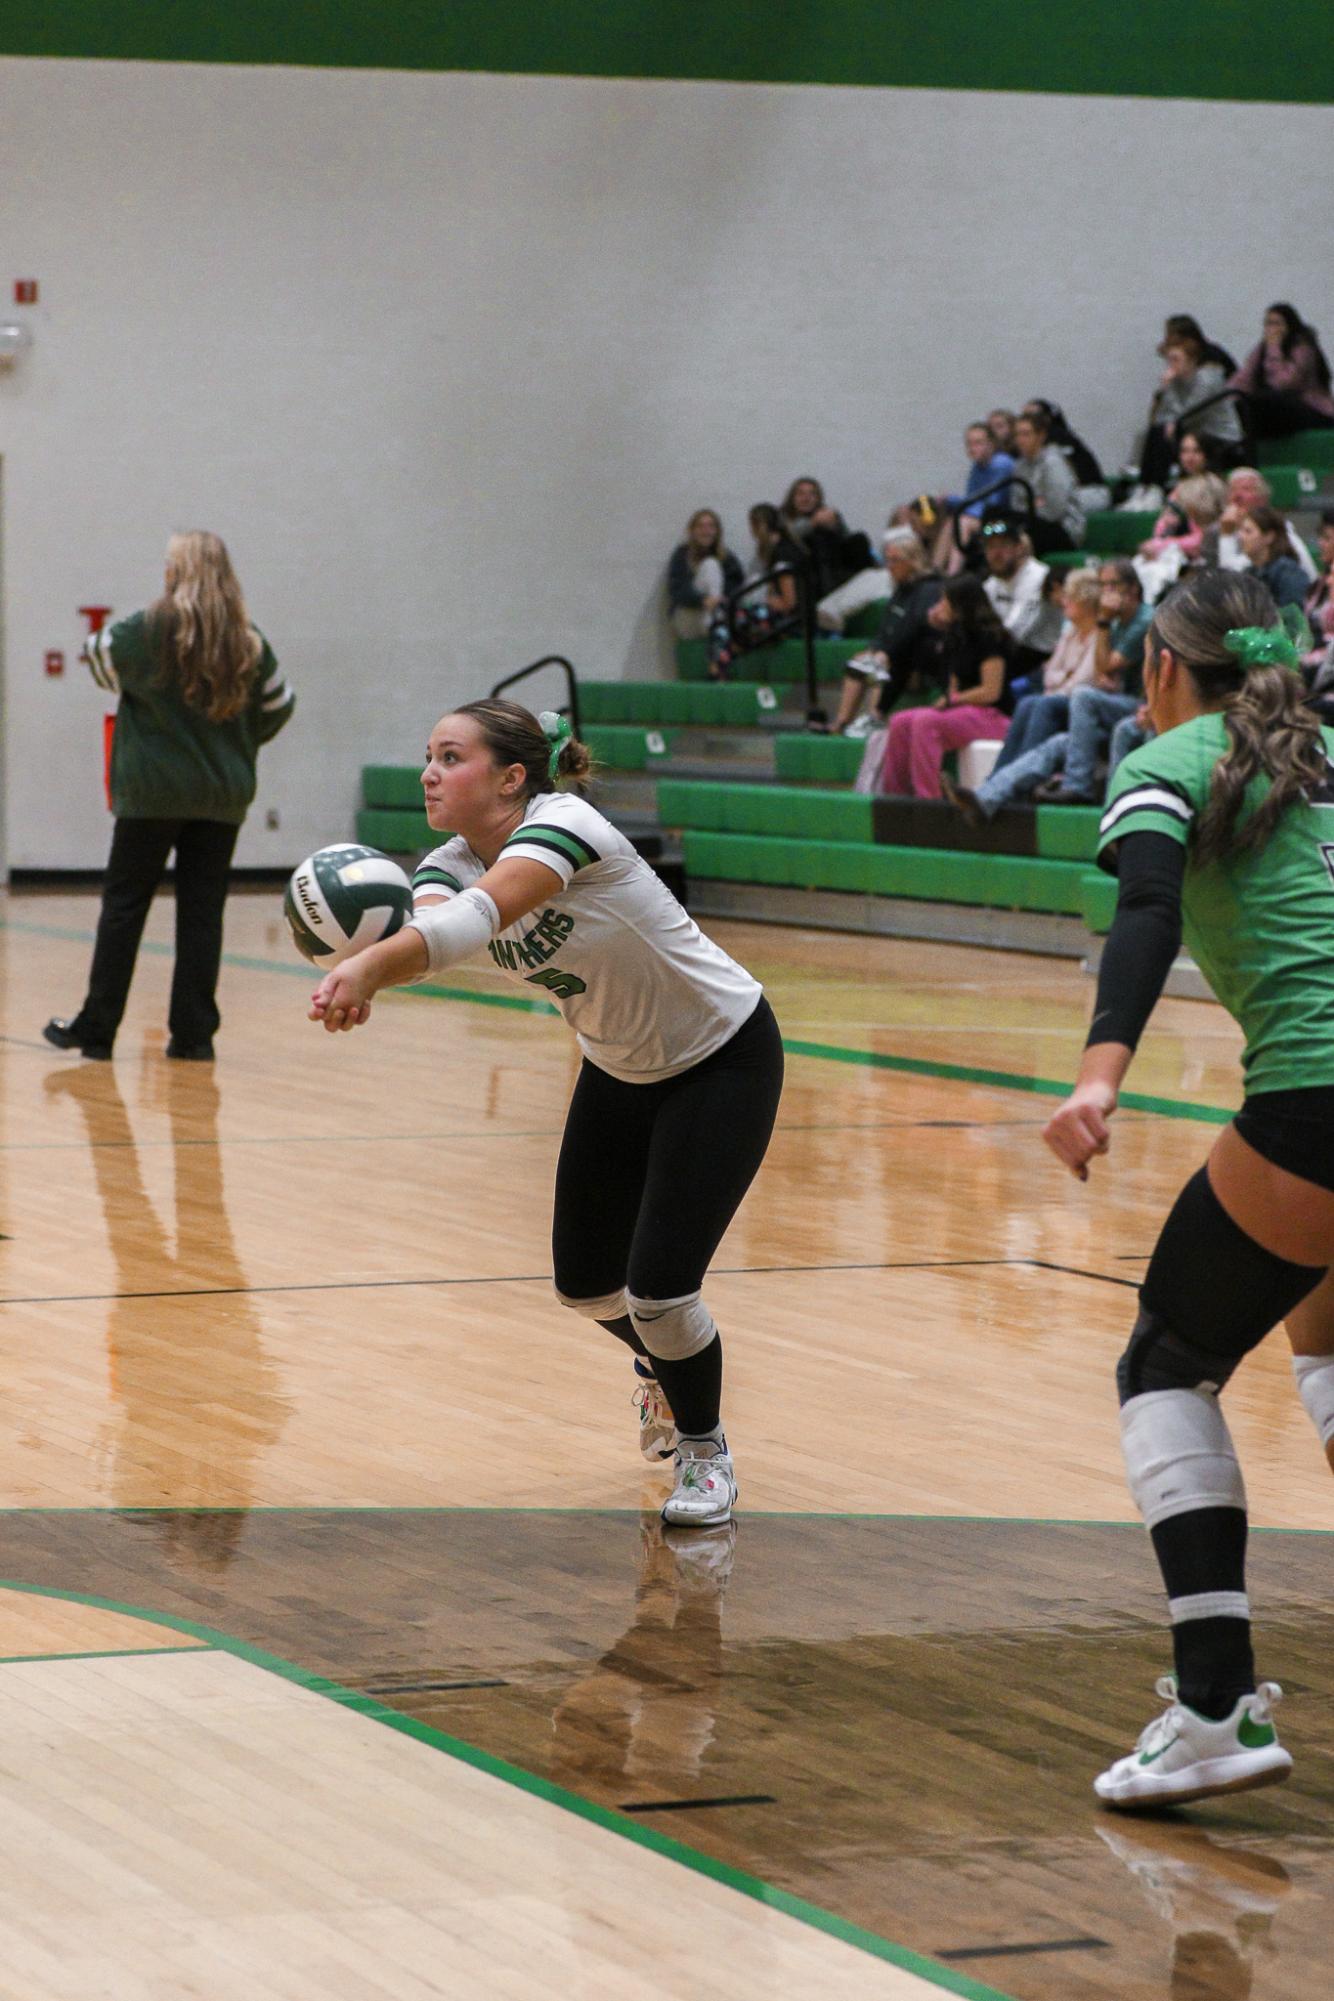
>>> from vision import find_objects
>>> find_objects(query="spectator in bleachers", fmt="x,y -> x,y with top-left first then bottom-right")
1236,506 -> 1311,610
1023,399 -> 1110,512
707,503 -> 802,680
1210,467 -> 1318,580
988,409 -> 1018,455
666,510 -> 745,642
1139,473 -> 1228,563
932,422 -> 1016,568
828,528 -> 942,734
1176,428 -> 1224,478
1011,409 -> 1084,554
1230,303 -> 1334,439
1137,334 -> 1244,494
1302,510 -> 1334,715
944,564 -> 1150,818
1159,314 -> 1237,376
987,566 -> 1103,768
876,576 -> 1014,798
979,515 -> 1062,669
779,477 -> 870,598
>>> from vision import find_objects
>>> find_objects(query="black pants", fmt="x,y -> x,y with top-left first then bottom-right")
552,997 -> 784,1305
1245,388 -> 1334,441
72,817 -> 240,1051
1028,518 -> 1077,557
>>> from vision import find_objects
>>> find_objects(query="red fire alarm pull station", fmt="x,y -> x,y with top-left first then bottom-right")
14,280 -> 37,305
78,605 -> 113,635
44,650 -> 64,677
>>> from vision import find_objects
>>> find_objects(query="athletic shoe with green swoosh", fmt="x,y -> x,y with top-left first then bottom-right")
1095,1676 -> 1293,1809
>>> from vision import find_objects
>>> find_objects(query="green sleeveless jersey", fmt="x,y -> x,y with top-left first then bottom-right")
1098,713 -> 1334,1097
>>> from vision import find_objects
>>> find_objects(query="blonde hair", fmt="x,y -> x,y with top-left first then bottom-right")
1174,474 -> 1226,526
1062,567 -> 1103,612
152,532 -> 262,721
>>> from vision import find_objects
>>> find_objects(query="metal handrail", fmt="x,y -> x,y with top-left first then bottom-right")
1156,383 -> 1252,455
944,470 -> 1040,532
720,558 -> 824,724
489,653 -> 581,737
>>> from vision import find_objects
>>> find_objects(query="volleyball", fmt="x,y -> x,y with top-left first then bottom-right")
284,845 -> 414,968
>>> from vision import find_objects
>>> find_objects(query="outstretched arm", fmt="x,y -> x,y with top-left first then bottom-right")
310,856 -> 562,1032
1043,831 -> 1185,1178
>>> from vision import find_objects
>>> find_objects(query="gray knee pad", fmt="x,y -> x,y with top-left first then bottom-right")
554,1285 -> 628,1322
1293,1354 -> 1334,1447
1120,1387 -> 1247,1529
626,1289 -> 717,1362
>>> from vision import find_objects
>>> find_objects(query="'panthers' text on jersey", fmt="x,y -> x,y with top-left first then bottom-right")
411,792 -> 762,1082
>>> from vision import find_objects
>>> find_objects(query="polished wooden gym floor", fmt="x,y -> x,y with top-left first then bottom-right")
1,884 -> 1331,1999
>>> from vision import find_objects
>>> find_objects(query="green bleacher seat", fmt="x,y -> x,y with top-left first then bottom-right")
356,806 -> 434,852
683,829 -> 1090,914
840,599 -> 888,640
578,681 -> 775,729
362,765 -> 424,810
1083,511 -> 1158,554
1262,465 -> 1320,509
675,636 -> 869,683
657,780 -> 873,843
774,736 -> 866,784
1257,431 -> 1334,471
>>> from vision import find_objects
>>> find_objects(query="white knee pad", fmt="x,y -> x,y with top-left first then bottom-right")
1293,1354 -> 1334,1446
554,1285 -> 628,1322
626,1289 -> 716,1362
1120,1388 -> 1247,1529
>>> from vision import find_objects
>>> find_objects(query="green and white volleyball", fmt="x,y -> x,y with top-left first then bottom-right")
284,845 -> 414,967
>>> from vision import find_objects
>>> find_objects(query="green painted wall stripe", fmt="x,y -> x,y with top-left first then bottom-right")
1,2 -> 1330,106
0,1577 -> 1015,2001
3,911 -> 1237,1122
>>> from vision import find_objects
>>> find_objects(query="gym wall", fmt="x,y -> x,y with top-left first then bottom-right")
0,18 -> 1330,867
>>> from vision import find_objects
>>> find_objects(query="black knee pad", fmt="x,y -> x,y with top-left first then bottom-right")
1116,1166 -> 1326,1405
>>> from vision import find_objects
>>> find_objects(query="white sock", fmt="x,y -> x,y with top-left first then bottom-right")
678,1425 -> 726,1456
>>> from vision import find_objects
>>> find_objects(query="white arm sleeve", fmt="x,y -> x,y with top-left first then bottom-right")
407,886 -> 501,976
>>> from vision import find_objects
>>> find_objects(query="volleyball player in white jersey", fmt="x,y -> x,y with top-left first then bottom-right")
308,699 -> 784,1528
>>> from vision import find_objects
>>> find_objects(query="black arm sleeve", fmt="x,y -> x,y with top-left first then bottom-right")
1086,831 -> 1185,1052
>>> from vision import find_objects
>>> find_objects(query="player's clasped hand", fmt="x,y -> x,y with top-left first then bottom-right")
309,960 -> 375,1032
1042,1080 -> 1117,1182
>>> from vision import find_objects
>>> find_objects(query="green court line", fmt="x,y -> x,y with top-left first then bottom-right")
0,1642 -> 211,1665
3,911 -> 1239,1128
0,1575 -> 1015,2001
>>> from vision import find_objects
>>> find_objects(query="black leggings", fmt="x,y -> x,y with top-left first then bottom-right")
552,997 -> 783,1304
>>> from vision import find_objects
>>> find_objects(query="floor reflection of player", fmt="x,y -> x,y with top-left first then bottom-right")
1097,1820 -> 1290,2001
45,1063 -> 289,1570
547,1522 -> 733,1801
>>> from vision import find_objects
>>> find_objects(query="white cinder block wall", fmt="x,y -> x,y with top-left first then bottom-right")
1,57 -> 1330,867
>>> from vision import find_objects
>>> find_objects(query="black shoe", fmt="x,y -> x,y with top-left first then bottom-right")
940,773 -> 985,828
166,1041 -> 215,1061
42,1018 -> 112,1061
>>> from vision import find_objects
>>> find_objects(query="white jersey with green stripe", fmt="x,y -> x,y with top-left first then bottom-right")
411,791 -> 762,1083
1098,713 -> 1334,1095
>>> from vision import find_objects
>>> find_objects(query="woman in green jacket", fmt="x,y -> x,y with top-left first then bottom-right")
45,531 -> 294,1061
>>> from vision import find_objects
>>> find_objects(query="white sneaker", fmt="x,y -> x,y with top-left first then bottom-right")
633,1374 -> 677,1463
1094,1677 -> 1293,1810
661,1440 -> 736,1529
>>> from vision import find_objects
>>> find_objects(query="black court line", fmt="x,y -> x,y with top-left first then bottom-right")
938,1938 -> 1108,1961
364,1678 -> 509,1695
1026,1259 -> 1140,1290
619,1795 -> 777,1814
0,1257 -> 1130,1309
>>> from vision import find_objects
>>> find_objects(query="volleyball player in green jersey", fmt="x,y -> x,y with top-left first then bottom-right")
1044,568 -> 1334,1809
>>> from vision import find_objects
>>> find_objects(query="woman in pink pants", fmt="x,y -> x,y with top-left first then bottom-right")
879,575 -> 1014,798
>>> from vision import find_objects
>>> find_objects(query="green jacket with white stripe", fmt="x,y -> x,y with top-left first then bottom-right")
84,610 -> 294,823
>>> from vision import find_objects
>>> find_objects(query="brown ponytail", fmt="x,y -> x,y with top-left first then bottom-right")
451,698 -> 592,797
1150,569 -> 1326,865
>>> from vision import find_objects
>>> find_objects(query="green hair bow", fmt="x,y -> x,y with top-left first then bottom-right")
1224,604 -> 1311,673
538,710 -> 573,781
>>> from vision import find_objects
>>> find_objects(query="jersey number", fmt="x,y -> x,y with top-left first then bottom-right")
1321,844 -> 1334,886
525,968 -> 587,1000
